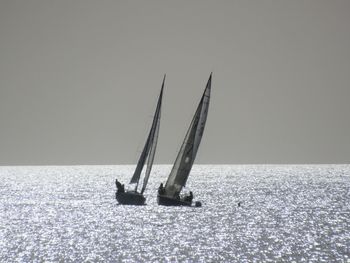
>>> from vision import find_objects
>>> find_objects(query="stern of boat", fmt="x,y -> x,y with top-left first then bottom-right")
157,194 -> 192,206
116,191 -> 146,205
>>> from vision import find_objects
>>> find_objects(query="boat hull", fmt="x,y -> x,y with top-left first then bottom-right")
116,191 -> 146,205
157,194 -> 192,206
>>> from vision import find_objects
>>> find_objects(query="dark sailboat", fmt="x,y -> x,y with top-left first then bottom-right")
116,76 -> 164,205
157,73 -> 211,206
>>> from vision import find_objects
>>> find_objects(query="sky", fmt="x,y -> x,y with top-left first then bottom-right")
0,0 -> 349,165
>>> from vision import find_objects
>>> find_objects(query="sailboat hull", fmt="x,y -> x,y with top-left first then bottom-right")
116,191 -> 146,205
157,195 -> 192,206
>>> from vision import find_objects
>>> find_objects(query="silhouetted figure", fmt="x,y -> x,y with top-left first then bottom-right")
158,183 -> 165,195
184,191 -> 193,203
115,179 -> 125,193
189,191 -> 193,203
238,202 -> 241,207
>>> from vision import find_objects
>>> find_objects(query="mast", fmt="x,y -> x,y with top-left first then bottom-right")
164,73 -> 211,197
129,76 -> 164,192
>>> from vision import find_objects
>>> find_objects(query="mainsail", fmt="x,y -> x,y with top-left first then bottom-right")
129,76 -> 164,192
164,73 -> 211,197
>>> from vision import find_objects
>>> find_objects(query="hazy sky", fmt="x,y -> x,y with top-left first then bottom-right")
1,0 -> 349,165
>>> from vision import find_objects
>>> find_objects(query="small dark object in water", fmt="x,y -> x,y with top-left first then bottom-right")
195,201 -> 202,207
238,202 -> 241,207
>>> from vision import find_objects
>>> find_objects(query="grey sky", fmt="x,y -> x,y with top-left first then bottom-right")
1,0 -> 349,165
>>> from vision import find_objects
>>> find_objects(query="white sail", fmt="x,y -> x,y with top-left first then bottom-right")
164,74 -> 211,197
129,77 -> 164,192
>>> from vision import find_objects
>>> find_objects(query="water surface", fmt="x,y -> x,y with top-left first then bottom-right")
0,165 -> 349,262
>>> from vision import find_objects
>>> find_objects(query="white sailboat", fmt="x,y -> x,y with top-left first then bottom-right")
116,75 -> 164,205
157,73 -> 212,206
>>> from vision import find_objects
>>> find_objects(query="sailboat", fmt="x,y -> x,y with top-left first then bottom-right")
116,75 -> 164,205
157,73 -> 212,206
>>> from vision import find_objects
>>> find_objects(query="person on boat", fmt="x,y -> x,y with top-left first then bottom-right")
158,183 -> 165,195
189,191 -> 193,202
115,179 -> 125,193
184,191 -> 193,203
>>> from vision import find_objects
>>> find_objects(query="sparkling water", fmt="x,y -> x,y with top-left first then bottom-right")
0,165 -> 349,262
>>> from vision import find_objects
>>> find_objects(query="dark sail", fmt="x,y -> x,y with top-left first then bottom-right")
129,76 -> 164,193
164,74 -> 211,197
140,78 -> 163,194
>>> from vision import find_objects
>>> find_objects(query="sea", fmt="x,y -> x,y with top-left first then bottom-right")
0,165 -> 349,262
